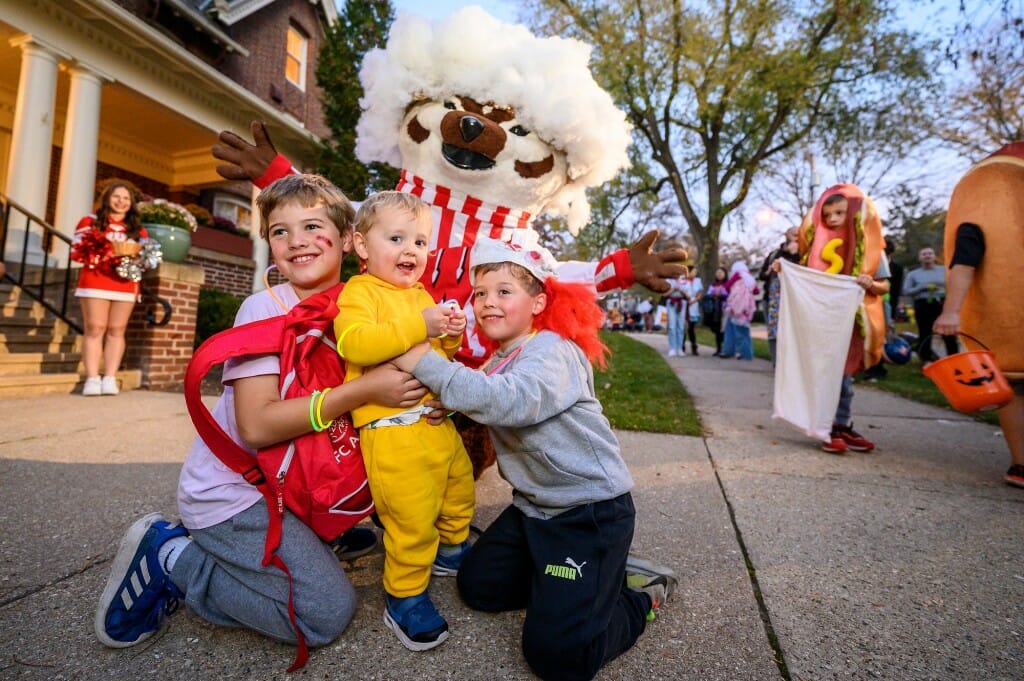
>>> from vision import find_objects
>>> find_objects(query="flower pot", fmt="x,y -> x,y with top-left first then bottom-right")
144,223 -> 192,263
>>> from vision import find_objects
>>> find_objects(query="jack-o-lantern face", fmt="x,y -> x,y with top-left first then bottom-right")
954,363 -> 996,387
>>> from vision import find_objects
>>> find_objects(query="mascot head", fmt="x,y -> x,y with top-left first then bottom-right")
355,6 -> 632,235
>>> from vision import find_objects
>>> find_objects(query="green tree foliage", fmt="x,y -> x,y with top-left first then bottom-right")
529,0 -> 934,281
316,0 -> 400,199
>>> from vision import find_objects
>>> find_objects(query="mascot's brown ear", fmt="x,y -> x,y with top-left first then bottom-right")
629,230 -> 688,294
212,120 -> 278,182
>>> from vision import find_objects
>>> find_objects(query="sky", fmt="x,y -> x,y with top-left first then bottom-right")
389,1 -> 519,23
350,1 -> 1010,245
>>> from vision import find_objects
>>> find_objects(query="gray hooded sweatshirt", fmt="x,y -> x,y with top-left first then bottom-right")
412,330 -> 633,518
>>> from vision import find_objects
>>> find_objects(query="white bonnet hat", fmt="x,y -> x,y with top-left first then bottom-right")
469,238 -> 558,285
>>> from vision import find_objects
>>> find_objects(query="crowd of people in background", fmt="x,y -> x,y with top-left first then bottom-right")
603,231 -> 957,375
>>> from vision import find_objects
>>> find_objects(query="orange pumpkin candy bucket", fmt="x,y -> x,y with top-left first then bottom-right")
922,334 -> 1013,413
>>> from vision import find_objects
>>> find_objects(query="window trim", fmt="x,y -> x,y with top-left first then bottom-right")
285,24 -> 308,91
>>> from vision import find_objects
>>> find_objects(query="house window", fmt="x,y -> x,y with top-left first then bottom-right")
285,25 -> 307,90
213,195 -> 253,235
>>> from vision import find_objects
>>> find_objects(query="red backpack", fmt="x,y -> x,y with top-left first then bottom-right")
183,283 -> 373,671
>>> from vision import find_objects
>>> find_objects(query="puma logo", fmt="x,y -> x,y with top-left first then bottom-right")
565,557 -> 587,578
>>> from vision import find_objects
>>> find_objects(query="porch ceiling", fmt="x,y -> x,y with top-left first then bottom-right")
1,19 -> 244,189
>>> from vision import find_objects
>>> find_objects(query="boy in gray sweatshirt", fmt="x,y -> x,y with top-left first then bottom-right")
393,238 -> 676,681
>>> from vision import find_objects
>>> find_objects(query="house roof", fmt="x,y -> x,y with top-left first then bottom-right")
161,0 -> 249,55
208,0 -> 338,27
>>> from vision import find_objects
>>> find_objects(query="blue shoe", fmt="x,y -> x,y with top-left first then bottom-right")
94,512 -> 189,647
328,525 -> 378,561
431,539 -> 472,577
383,592 -> 449,651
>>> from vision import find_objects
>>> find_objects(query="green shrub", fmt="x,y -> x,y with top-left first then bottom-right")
195,288 -> 244,348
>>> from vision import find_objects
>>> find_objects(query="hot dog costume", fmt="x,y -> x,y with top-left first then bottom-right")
800,183 -> 886,374
943,142 -> 1024,379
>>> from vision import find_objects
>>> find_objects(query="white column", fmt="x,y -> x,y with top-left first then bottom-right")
53,63 -> 109,261
4,36 -> 66,264
251,184 -> 269,292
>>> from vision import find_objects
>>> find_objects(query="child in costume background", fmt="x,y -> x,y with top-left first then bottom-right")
393,238 -> 677,681
334,191 -> 474,652
95,175 -> 428,654
776,184 -> 889,453
705,267 -> 729,356
760,227 -> 800,367
721,261 -> 757,360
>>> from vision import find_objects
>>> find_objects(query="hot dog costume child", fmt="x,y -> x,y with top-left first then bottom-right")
800,183 -> 886,374
223,7 -> 686,474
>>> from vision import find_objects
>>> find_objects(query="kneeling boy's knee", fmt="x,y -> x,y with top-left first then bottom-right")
522,626 -> 600,681
297,582 -> 356,646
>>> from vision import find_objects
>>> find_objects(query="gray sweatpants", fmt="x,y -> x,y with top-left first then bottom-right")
169,499 -> 356,646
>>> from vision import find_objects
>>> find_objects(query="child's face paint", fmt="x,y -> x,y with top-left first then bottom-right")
266,201 -> 350,299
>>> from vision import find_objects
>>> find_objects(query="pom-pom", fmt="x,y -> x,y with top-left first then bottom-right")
138,239 -> 162,271
114,256 -> 143,282
71,229 -> 112,272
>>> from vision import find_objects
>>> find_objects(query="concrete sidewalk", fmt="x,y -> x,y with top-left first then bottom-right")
1,337 -> 1021,680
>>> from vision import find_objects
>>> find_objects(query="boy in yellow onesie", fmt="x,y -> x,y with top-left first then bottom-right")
334,191 -> 474,651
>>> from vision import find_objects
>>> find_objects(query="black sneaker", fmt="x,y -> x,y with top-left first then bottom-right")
329,526 -> 378,561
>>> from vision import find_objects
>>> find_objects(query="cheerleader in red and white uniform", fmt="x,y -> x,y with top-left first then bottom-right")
72,181 -> 148,396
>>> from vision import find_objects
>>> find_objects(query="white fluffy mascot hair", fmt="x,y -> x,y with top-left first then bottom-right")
355,6 -> 633,234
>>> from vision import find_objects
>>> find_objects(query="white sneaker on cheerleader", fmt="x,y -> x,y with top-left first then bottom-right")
101,376 -> 120,395
82,376 -> 102,396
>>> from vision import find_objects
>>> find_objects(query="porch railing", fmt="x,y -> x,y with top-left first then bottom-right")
0,192 -> 172,333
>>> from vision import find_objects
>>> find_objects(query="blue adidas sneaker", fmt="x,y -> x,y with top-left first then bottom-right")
384,592 -> 449,651
431,539 -> 472,577
94,512 -> 189,647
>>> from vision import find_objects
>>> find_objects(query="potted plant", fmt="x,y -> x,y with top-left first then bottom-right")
137,199 -> 198,263
191,214 -> 254,258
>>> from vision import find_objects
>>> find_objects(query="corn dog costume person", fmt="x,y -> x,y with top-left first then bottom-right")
800,183 -> 887,452
211,7 -> 687,476
935,142 -> 1024,488
335,192 -> 474,651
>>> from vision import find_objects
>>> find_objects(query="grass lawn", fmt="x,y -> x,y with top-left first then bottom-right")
595,331 -> 702,436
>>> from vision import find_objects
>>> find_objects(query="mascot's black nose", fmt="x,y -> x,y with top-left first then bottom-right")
459,115 -> 484,142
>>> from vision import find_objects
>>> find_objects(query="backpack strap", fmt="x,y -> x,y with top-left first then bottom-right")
183,313 -> 312,670
183,314 -> 287,485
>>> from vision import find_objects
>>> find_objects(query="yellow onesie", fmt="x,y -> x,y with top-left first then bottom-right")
335,274 -> 474,597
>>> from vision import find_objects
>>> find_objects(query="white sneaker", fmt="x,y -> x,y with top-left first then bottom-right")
82,376 -> 102,396
668,349 -> 677,357
680,350 -> 687,356
101,376 -> 120,395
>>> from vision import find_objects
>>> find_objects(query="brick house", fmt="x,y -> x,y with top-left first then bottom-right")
0,0 -> 339,392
